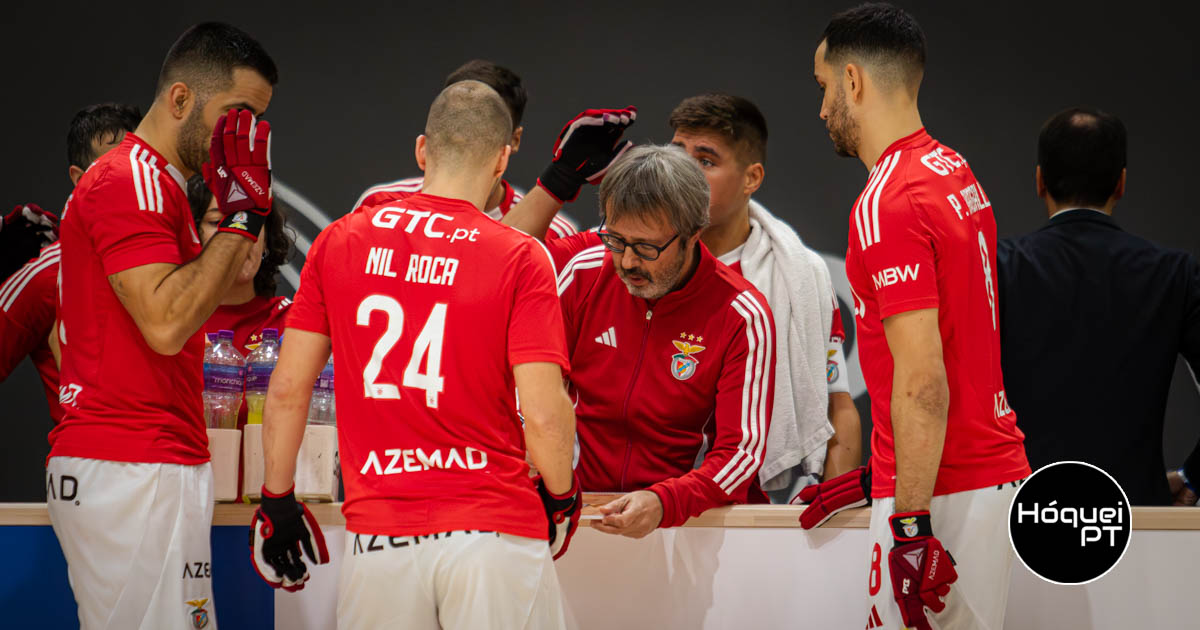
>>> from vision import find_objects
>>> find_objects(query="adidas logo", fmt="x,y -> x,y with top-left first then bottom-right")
594,326 -> 617,348
227,181 -> 248,203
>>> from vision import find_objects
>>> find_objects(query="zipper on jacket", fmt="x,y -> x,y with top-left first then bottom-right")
619,307 -> 654,491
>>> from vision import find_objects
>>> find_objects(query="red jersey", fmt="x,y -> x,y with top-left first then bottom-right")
287,193 -> 569,538
844,128 -> 1029,498
556,241 -> 776,527
203,295 -> 292,429
50,133 -> 207,464
0,243 -> 63,422
353,177 -> 579,240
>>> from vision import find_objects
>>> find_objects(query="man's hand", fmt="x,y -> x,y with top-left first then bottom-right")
0,203 -> 57,281
1168,469 -> 1200,506
791,464 -> 871,529
203,109 -> 272,241
594,490 -> 662,538
888,511 -> 957,630
249,485 -> 330,591
536,474 -> 582,559
537,107 -> 637,203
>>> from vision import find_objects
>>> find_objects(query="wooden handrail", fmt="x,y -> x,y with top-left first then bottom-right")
2,496 -> 1197,530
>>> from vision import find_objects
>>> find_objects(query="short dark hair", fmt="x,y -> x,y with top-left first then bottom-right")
66,103 -> 141,169
444,59 -> 526,128
157,22 -> 278,98
1037,107 -> 1127,208
821,3 -> 926,91
187,175 -> 294,297
668,93 -> 768,166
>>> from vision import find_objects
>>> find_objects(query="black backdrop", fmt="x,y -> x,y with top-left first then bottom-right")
3,0 -> 1197,500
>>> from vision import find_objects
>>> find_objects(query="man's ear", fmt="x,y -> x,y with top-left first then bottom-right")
845,63 -> 864,103
510,126 -> 523,153
1112,168 -> 1127,201
494,144 -> 512,179
166,82 -> 193,121
415,135 -> 428,172
68,165 -> 85,185
743,162 -> 765,196
1035,165 -> 1047,199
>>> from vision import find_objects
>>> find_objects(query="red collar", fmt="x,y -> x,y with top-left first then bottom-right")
874,127 -> 933,168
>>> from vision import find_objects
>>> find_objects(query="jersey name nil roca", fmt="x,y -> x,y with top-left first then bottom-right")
287,193 -> 569,538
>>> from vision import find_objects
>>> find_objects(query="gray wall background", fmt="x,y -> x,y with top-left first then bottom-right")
3,0 -> 1197,500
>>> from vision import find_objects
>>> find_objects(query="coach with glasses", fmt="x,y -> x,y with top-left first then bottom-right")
997,107 -> 1200,506
551,144 -> 778,537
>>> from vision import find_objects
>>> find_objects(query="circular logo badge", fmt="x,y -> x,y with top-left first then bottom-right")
1008,461 -> 1132,584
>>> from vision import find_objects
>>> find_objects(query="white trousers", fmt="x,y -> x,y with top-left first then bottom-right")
866,483 -> 1020,630
338,529 -> 565,629
46,456 -> 216,630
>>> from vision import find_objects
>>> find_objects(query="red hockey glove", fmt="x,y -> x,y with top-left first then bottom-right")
249,485 -> 330,592
537,106 -> 636,203
203,108 -> 272,241
0,204 -> 58,281
888,511 -> 958,630
536,474 -> 582,560
792,464 -> 871,529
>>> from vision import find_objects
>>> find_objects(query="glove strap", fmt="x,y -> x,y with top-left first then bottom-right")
544,475 -> 579,502
1179,467 -> 1198,494
889,510 -> 934,545
537,163 -> 584,204
219,210 -> 268,242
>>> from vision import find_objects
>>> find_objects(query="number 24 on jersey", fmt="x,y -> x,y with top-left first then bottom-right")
357,295 -> 447,408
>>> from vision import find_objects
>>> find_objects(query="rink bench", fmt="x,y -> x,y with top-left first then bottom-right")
3,497 -> 1199,629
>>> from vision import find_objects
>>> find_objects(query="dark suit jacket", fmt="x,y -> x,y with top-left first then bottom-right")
997,209 -> 1200,505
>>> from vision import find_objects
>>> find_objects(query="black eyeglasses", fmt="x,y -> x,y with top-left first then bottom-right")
595,222 -> 681,261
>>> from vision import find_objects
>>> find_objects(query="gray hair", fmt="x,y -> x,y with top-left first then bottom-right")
598,144 -> 710,238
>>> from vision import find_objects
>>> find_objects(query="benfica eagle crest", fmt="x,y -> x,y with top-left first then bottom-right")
670,339 -> 706,381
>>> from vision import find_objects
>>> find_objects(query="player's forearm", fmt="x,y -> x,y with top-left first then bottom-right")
524,393 -> 575,496
500,186 -> 563,241
157,233 -> 251,336
262,377 -> 311,494
891,368 -> 948,512
824,392 -> 862,479
113,233 -> 250,354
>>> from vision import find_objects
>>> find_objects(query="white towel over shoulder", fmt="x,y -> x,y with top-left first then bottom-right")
738,200 -> 836,492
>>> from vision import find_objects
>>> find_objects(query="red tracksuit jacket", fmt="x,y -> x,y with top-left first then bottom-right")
555,239 -> 776,527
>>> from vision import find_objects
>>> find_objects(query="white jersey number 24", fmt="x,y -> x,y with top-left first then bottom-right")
356,295 -> 447,408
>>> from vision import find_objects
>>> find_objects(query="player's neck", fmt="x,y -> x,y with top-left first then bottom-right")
700,204 -> 751,257
421,171 -> 493,212
858,103 -> 924,170
221,282 -> 257,306
484,179 -> 506,212
134,104 -> 191,178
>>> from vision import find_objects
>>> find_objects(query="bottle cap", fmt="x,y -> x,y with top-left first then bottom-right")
263,328 -> 279,340
218,329 -> 235,341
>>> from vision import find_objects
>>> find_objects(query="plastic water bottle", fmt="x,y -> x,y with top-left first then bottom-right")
203,330 -> 245,430
308,356 -> 335,425
245,328 -> 281,425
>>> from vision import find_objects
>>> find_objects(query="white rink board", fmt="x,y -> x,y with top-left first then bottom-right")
276,526 -> 1198,629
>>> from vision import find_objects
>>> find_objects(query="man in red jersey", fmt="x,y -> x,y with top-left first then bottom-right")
49,23 -> 277,629
353,60 -> 579,239
257,81 -> 578,628
804,4 -> 1030,629
0,103 -> 141,424
553,144 -> 776,537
